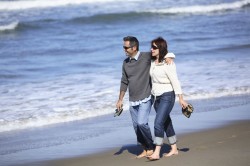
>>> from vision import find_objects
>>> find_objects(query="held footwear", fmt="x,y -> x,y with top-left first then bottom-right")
114,108 -> 123,117
182,103 -> 194,118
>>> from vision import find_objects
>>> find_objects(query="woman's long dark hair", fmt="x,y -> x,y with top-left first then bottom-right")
151,37 -> 168,63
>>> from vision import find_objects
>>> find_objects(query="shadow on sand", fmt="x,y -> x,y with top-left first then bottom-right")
114,143 -> 189,157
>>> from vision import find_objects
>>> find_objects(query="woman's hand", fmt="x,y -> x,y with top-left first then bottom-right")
178,94 -> 188,109
179,99 -> 188,109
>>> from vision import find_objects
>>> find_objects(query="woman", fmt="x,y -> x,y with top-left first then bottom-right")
148,37 -> 188,160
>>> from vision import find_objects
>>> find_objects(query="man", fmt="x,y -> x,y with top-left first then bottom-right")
116,36 -> 174,158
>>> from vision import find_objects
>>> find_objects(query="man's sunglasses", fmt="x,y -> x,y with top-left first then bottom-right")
123,46 -> 133,50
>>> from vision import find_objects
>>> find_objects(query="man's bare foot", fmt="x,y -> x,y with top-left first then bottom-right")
164,150 -> 178,157
147,153 -> 160,161
136,150 -> 147,159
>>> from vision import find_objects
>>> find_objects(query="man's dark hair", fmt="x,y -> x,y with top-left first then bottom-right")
123,36 -> 139,51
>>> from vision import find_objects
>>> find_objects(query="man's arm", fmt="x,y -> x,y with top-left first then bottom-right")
116,91 -> 125,110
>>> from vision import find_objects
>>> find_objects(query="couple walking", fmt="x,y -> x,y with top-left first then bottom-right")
116,36 -> 188,160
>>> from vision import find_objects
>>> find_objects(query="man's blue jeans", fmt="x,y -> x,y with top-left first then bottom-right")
152,91 -> 177,145
129,99 -> 154,150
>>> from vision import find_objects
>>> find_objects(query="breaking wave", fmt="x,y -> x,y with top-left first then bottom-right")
147,0 -> 250,14
0,21 -> 19,32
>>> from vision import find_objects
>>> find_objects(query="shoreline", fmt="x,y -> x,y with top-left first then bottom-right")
1,94 -> 250,166
35,120 -> 250,166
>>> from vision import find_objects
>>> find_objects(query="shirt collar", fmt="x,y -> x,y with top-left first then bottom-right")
130,51 -> 140,61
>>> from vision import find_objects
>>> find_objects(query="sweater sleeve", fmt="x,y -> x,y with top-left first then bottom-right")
164,63 -> 182,94
120,63 -> 128,92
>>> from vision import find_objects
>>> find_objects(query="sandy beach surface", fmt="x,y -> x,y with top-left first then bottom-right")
19,98 -> 250,166
35,120 -> 250,166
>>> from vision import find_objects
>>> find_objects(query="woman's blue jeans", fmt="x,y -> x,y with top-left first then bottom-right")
152,91 -> 177,145
129,99 -> 154,150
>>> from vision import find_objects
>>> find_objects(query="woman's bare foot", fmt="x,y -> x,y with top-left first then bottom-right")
136,150 -> 147,159
146,150 -> 154,156
164,150 -> 178,157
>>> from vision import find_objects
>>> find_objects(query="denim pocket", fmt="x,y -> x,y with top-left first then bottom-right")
160,91 -> 175,102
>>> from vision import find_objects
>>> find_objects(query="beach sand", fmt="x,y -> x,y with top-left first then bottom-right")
36,120 -> 250,166
28,101 -> 250,166
1,95 -> 249,166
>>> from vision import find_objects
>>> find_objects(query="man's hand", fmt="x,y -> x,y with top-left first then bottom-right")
165,57 -> 174,65
116,100 -> 123,110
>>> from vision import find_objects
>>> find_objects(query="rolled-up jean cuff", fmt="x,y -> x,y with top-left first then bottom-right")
168,135 -> 177,145
154,137 -> 164,146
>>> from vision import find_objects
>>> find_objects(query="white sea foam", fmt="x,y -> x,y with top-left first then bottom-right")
0,0 -> 142,11
0,21 -> 19,31
0,65 -> 249,133
0,56 -> 250,132
1,52 -> 250,133
0,73 -> 127,132
148,0 -> 250,14
2,0 -> 249,12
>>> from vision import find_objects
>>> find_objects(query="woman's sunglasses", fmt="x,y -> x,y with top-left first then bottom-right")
151,45 -> 158,50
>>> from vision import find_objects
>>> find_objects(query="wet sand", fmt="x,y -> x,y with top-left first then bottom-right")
33,100 -> 250,166
39,120 -> 250,166
2,95 -> 250,166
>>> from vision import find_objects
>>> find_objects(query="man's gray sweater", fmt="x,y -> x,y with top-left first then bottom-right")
120,52 -> 151,102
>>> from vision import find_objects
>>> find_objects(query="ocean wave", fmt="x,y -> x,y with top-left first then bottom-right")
0,88 -> 249,133
1,1 -> 249,29
0,21 -> 19,32
69,11 -> 144,24
0,20 -> 50,33
184,87 -> 250,100
214,44 -> 250,52
147,0 -> 250,14
0,104 -> 118,133
66,0 -> 250,22
0,74 -> 24,80
0,0 -> 123,11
